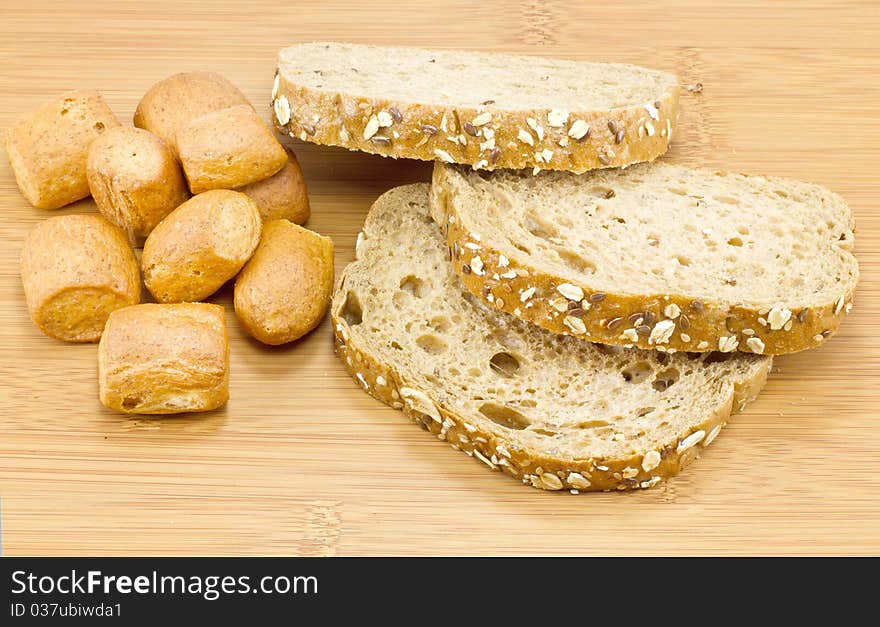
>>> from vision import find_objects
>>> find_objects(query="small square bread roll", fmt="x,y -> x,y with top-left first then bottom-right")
87,126 -> 190,245
4,90 -> 121,209
175,105 -> 288,193
142,190 -> 262,303
99,303 -> 229,414
234,220 -> 333,345
236,147 -> 310,224
20,214 -> 141,342
133,71 -> 251,148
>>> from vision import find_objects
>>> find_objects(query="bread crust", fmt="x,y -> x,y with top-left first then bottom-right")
272,52 -> 679,173
98,303 -> 229,414
142,190 -> 261,303
234,220 -> 333,345
20,214 -> 140,342
86,126 -> 190,245
236,147 -> 310,224
133,71 -> 251,149
4,90 -> 121,209
431,163 -> 858,355
331,184 -> 772,492
176,105 -> 288,194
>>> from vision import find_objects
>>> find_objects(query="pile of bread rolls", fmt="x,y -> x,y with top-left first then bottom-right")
5,73 -> 334,415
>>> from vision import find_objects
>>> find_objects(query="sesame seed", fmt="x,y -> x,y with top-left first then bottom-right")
421,124 -> 438,135
767,307 -> 792,330
520,287 -> 536,302
556,283 -> 585,301
471,111 -> 492,126
678,430 -> 706,452
271,73 -> 280,99
463,122 -> 478,136
568,119 -> 590,140
389,107 -> 403,122
644,120 -> 655,136
615,129 -> 625,144
607,120 -> 618,134
697,341 -> 709,350
433,148 -> 455,163
813,334 -> 824,342
597,153 -> 611,166
363,115 -> 380,140
606,317 -> 623,331
644,102 -> 660,120
680,333 -> 691,342
377,110 -> 393,127
797,308 -> 810,323
588,292 -> 606,303
642,450 -> 661,472
649,320 -> 675,344
678,314 -> 690,330
273,95 -> 291,125
489,147 -> 502,163
517,129 -> 534,145
746,337 -> 765,354
664,303 -> 681,319
563,315 -> 587,334
718,335 -> 739,352
691,300 -> 704,312
835,295 -> 845,314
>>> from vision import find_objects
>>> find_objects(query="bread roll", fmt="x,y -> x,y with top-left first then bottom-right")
234,220 -> 333,345
4,90 -> 121,209
86,126 -> 189,245
142,190 -> 261,303
175,105 -> 287,194
99,303 -> 229,414
133,71 -> 251,148
236,147 -> 310,224
20,214 -> 140,342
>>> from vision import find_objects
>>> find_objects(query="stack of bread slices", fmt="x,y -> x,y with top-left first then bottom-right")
272,42 -> 859,492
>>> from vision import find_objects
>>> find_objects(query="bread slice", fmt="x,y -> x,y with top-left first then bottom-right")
273,42 -> 679,173
431,163 -> 859,355
331,184 -> 771,492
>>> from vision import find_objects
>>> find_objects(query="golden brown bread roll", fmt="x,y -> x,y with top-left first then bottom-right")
4,90 -> 121,209
86,126 -> 190,245
142,190 -> 261,303
234,220 -> 333,345
20,214 -> 140,342
98,303 -> 229,414
236,147 -> 310,224
133,71 -> 251,149
175,105 -> 288,194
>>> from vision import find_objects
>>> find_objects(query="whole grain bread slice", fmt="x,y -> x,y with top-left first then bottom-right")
431,162 -> 859,355
273,42 -> 679,173
331,184 -> 771,492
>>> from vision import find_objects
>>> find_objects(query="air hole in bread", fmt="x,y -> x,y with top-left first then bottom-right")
524,213 -> 559,241
94,122 -> 105,131
727,237 -> 743,247
478,402 -> 530,430
702,352 -> 733,365
399,275 -> 428,298
652,368 -> 680,392
675,255 -> 692,267
577,420 -> 610,428
429,315 -> 452,333
390,341 -> 403,350
715,196 -> 740,205
589,185 -> 615,198
468,367 -> 481,377
555,248 -> 597,275
512,242 -> 532,255
737,226 -> 750,235
775,189 -> 789,198
122,397 -> 141,410
668,187 -> 687,196
636,406 -> 655,417
530,427 -> 557,437
341,291 -> 363,326
489,351 -> 520,377
621,361 -> 653,383
416,334 -> 447,355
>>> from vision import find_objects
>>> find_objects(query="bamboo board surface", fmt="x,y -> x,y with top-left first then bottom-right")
1,0 -> 878,556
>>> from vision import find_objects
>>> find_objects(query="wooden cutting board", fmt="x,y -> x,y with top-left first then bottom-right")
1,0 -> 878,556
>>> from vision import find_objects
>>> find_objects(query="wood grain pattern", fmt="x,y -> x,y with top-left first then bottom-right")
1,0 -> 878,556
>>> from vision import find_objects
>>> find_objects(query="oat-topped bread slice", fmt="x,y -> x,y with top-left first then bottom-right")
331,184 -> 771,492
272,42 -> 679,173
431,162 -> 859,355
